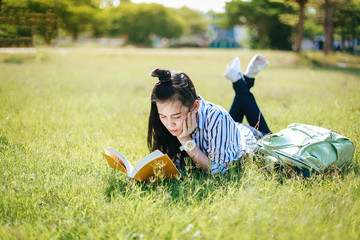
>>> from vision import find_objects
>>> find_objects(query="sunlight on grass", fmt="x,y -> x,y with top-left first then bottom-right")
0,48 -> 359,239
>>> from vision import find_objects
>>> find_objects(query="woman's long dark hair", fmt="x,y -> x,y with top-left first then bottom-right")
147,68 -> 198,161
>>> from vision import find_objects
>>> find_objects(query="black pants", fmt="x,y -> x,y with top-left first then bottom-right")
229,75 -> 271,137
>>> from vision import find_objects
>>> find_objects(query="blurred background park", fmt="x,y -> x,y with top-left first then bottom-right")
0,0 -> 359,54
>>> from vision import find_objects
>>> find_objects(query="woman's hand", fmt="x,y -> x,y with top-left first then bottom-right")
177,109 -> 197,144
177,107 -> 210,171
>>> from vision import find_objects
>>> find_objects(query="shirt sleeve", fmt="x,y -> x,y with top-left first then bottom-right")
207,113 -> 245,175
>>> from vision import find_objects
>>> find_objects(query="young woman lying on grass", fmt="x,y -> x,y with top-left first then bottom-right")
147,55 -> 270,174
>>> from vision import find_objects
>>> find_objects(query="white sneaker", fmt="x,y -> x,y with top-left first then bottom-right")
224,56 -> 242,82
244,54 -> 269,78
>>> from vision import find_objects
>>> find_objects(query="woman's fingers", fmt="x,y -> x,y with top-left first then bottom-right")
191,110 -> 196,127
187,112 -> 191,130
184,117 -> 188,131
182,110 -> 196,138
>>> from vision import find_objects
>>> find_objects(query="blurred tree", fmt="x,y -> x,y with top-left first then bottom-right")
303,18 -> 323,39
54,0 -> 98,41
175,7 -> 209,36
2,0 -> 27,8
109,3 -> 185,46
99,0 -> 125,8
294,0 -> 308,52
322,0 -> 333,54
333,0 -> 360,53
1,0 -> 105,44
224,0 -> 292,49
91,7 -> 110,37
310,0 -> 359,54
1,0 -> 58,45
27,0 -> 58,45
278,0 -> 309,52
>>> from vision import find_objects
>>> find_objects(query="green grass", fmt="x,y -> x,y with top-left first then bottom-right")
0,48 -> 359,239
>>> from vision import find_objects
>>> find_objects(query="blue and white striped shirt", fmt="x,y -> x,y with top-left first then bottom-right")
192,95 -> 257,174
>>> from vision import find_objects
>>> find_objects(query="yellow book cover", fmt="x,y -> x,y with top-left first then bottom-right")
101,147 -> 180,182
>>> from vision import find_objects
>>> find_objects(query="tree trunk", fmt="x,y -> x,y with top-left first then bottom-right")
323,0 -> 334,55
341,33 -> 345,51
351,20 -> 357,54
72,28 -> 79,42
352,32 -> 356,53
295,0 -> 308,53
258,22 -> 267,49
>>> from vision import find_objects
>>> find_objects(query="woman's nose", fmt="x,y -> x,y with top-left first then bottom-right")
167,118 -> 175,127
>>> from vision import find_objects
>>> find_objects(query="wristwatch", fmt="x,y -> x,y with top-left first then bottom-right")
179,140 -> 196,151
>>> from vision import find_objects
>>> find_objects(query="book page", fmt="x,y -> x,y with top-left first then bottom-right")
129,150 -> 164,178
132,154 -> 180,182
105,147 -> 134,176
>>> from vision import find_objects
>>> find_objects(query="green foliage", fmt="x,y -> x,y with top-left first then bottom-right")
0,48 -> 359,239
54,0 -> 99,41
305,0 -> 360,52
224,0 -> 293,50
109,3 -> 185,46
1,0 -> 58,45
1,0 -> 100,42
303,18 -> 323,39
268,19 -> 293,50
1,0 -> 28,9
333,0 -> 360,45
174,7 -> 209,36
91,7 -> 111,37
1,1 -> 208,46
0,24 -> 17,37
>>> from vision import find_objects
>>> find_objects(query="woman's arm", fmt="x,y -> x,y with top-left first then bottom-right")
178,137 -> 210,171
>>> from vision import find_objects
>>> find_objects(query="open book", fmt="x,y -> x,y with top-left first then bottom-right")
101,147 -> 180,182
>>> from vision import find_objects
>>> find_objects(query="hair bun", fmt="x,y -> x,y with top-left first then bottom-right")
150,68 -> 171,82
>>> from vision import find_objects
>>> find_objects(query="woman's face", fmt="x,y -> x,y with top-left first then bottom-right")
156,100 -> 189,137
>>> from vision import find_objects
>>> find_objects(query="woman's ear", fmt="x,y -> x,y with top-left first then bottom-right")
193,100 -> 200,113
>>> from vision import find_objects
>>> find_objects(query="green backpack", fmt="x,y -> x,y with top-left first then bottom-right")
255,123 -> 355,176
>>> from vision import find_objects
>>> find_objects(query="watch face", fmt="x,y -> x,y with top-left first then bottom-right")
180,140 -> 195,151
187,141 -> 195,149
